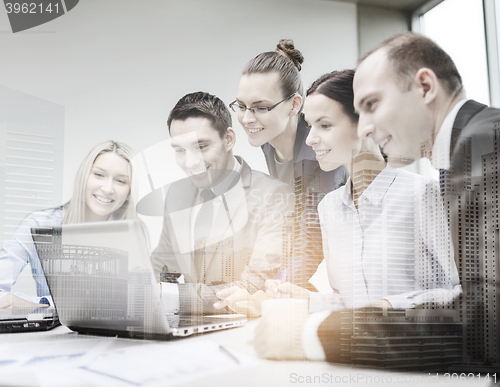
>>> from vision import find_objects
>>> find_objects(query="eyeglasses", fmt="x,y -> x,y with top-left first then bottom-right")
229,93 -> 295,115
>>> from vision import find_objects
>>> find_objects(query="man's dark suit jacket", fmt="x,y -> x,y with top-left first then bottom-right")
441,100 -> 500,363
316,100 -> 500,368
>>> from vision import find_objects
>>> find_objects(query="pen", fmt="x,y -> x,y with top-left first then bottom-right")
219,345 -> 240,364
275,268 -> 287,299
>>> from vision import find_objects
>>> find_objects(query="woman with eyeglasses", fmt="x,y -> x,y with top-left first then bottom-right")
215,40 -> 348,314
229,39 -> 348,190
233,39 -> 348,273
0,140 -> 146,308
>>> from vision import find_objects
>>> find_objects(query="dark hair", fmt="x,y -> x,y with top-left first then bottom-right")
242,39 -> 304,102
359,32 -> 463,96
306,69 -> 358,124
167,91 -> 232,138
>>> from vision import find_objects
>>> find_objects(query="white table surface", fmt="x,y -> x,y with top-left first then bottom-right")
0,319 -> 493,387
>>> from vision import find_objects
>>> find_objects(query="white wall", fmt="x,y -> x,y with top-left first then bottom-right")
358,4 -> 408,57
0,0 -> 357,195
0,0 -> 358,246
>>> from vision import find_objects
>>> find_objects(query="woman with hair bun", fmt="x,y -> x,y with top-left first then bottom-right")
216,41 -> 348,314
230,39 -> 348,189
234,40 -> 347,281
0,140 -> 144,308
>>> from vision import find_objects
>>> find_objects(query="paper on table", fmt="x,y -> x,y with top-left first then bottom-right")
0,336 -> 115,387
82,340 -> 256,387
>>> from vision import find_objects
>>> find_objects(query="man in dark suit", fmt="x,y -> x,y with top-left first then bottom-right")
151,91 -> 293,315
255,33 -> 498,369
353,32 -> 499,367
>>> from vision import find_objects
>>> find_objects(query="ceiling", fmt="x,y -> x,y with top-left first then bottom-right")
333,0 -> 437,13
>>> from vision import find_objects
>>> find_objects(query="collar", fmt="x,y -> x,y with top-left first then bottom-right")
340,165 -> 396,209
431,99 -> 467,170
206,156 -> 241,197
363,165 -> 397,206
233,156 -> 241,171
164,156 -> 250,212
234,155 -> 252,188
339,177 -> 354,210
295,114 -> 317,163
264,115 -> 312,164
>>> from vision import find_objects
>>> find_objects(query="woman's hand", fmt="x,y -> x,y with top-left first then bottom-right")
214,286 -> 268,317
265,280 -> 310,301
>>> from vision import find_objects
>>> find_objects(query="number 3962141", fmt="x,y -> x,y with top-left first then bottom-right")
5,3 -> 61,14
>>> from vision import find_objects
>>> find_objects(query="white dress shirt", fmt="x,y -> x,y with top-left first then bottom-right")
189,157 -> 241,250
302,166 -> 461,360
431,99 -> 468,170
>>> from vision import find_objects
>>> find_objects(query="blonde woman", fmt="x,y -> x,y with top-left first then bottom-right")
0,140 -> 141,308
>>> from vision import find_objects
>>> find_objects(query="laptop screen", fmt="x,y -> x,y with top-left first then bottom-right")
32,220 -> 170,338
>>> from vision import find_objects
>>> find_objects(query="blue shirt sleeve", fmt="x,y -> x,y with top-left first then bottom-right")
0,207 -> 63,302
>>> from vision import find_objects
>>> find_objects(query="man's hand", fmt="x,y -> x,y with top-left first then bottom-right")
265,280 -> 310,301
0,294 -> 48,309
214,286 -> 268,317
254,303 -> 309,360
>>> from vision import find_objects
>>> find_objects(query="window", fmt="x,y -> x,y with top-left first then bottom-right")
414,0 -> 491,105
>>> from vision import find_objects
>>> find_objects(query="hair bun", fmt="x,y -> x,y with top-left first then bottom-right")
276,39 -> 304,71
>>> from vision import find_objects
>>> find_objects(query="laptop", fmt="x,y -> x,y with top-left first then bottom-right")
31,220 -> 246,339
0,247 -> 60,333
0,307 -> 59,333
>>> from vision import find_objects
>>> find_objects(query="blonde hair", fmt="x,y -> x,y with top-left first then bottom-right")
63,140 -> 138,224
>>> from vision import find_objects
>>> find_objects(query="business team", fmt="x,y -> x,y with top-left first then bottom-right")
1,31 -> 497,371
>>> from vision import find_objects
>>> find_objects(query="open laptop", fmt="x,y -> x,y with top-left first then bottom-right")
0,244 -> 59,333
0,307 -> 59,333
31,220 -> 246,339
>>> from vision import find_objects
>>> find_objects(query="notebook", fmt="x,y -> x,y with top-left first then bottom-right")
31,220 -> 246,339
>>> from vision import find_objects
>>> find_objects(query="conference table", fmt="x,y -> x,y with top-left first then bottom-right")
0,319 -> 492,387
